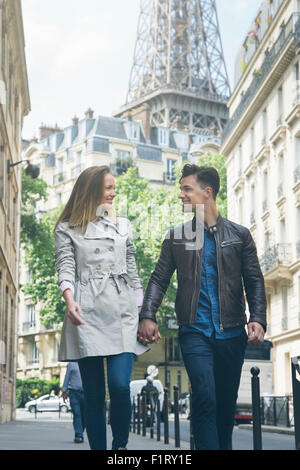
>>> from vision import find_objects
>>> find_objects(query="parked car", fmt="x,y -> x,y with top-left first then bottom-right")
130,379 -> 164,420
234,403 -> 252,424
25,394 -> 71,413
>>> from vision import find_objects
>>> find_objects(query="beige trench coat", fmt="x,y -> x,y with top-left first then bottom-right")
54,215 -> 149,361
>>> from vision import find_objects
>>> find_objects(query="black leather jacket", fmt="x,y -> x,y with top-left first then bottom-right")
140,214 -> 267,331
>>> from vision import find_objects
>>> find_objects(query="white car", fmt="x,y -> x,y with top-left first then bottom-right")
25,394 -> 71,413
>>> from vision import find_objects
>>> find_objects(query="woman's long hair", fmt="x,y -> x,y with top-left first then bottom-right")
54,165 -> 111,233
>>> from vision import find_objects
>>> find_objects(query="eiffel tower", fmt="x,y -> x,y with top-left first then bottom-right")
114,0 -> 230,139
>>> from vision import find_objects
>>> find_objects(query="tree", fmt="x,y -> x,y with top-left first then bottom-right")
21,170 -> 65,326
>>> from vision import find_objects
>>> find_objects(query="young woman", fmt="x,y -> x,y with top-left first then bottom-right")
54,165 -> 149,450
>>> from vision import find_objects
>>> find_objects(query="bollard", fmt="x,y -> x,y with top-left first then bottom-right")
189,392 -> 195,450
163,387 -> 169,444
142,391 -> 147,437
132,397 -> 136,434
251,366 -> 262,450
137,393 -> 141,435
156,394 -> 161,441
150,392 -> 154,439
173,385 -> 180,448
291,357 -> 300,450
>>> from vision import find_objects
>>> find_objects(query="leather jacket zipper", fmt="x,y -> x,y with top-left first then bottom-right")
214,232 -> 224,331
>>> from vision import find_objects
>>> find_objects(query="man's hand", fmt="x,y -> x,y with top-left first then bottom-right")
62,392 -> 68,403
138,319 -> 161,345
247,322 -> 265,345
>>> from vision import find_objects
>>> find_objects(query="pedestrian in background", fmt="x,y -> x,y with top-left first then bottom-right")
54,166 -> 149,450
62,362 -> 85,444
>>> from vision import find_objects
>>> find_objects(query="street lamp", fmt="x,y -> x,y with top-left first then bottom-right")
7,159 -> 40,178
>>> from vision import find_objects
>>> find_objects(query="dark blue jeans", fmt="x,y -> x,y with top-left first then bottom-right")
179,328 -> 248,450
69,389 -> 85,438
78,353 -> 134,450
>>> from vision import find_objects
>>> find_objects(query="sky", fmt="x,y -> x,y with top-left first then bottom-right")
21,0 -> 262,140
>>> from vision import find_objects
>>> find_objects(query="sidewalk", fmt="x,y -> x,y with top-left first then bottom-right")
0,410 -> 190,450
239,424 -> 295,435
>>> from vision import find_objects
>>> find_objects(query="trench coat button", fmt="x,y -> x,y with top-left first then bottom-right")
94,248 -> 100,254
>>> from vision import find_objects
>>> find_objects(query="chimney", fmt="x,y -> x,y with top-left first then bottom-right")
39,123 -> 62,141
85,107 -> 94,119
72,115 -> 79,126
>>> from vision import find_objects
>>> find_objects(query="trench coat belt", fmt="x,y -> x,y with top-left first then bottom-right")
91,272 -> 134,298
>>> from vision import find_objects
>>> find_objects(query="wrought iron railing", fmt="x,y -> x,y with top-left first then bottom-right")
53,172 -> 65,185
222,13 -> 300,144
261,395 -> 293,428
259,243 -> 292,274
22,321 -> 36,333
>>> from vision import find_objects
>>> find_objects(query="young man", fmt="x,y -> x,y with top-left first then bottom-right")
138,164 -> 266,450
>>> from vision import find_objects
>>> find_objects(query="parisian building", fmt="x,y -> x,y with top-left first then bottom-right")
221,0 -> 300,396
18,109 -> 220,399
0,0 -> 30,423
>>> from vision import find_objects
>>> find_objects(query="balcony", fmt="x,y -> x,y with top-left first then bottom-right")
259,243 -> 293,285
22,321 -> 36,334
53,172 -> 66,185
222,13 -> 300,151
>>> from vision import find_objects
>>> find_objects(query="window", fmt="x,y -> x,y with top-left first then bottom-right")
281,285 -> 288,331
124,122 -> 140,141
278,153 -> 284,198
9,299 -> 14,377
263,170 -> 268,212
250,184 -> 256,224
238,197 -> 243,225
114,150 -> 132,175
250,127 -> 255,159
277,87 -> 283,124
158,128 -> 169,146
280,219 -> 286,244
29,341 -> 39,365
295,62 -> 299,102
262,109 -> 268,143
166,159 -> 176,183
168,337 -> 181,362
238,145 -> 243,177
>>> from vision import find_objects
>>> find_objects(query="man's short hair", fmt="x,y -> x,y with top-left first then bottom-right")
180,164 -> 220,200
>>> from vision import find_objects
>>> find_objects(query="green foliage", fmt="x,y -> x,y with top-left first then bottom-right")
16,377 -> 60,408
21,170 -> 65,326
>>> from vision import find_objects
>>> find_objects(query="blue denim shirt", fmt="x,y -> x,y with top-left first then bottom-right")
62,362 -> 83,392
181,225 -> 244,339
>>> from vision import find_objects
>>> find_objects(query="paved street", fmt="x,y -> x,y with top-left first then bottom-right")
0,409 -> 295,450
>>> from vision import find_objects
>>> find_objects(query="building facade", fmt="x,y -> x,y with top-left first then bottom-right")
0,0 -> 30,423
17,110 -> 221,397
222,0 -> 300,395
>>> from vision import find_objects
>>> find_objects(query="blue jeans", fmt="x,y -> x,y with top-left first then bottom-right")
69,389 -> 85,437
78,353 -> 134,450
179,328 -> 248,450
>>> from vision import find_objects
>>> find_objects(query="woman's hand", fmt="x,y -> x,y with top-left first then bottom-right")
63,289 -> 85,326
66,301 -> 85,326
